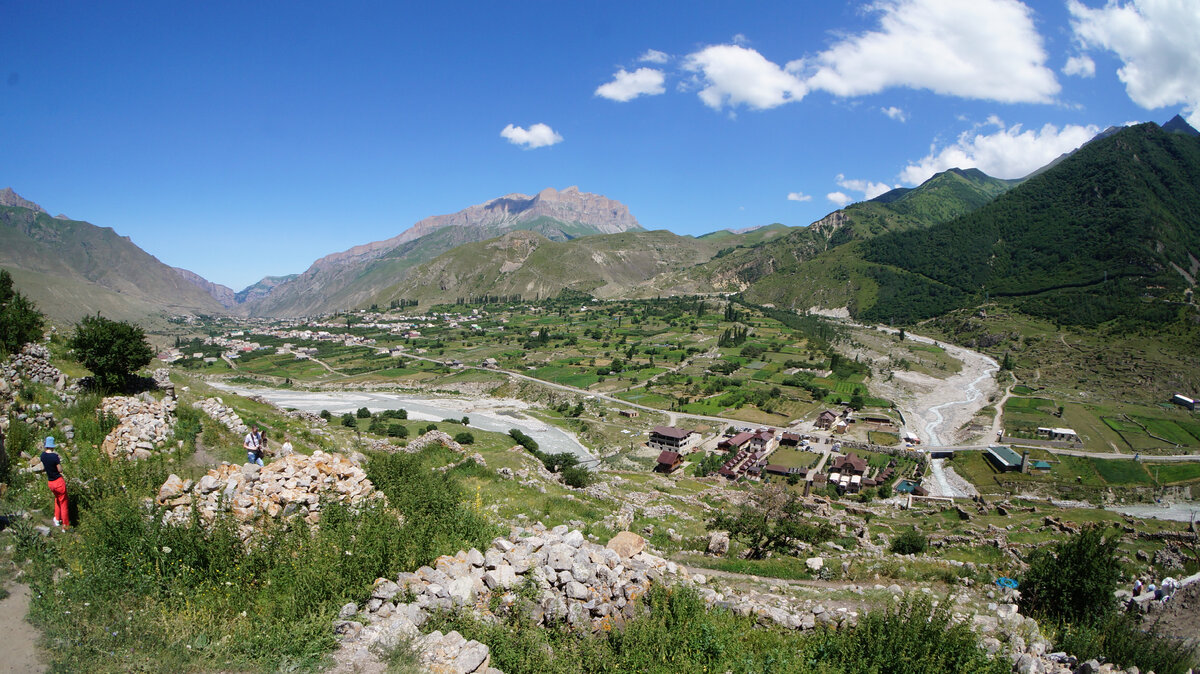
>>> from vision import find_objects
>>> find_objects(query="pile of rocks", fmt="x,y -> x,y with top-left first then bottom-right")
157,450 -> 383,533
192,397 -> 249,436
403,430 -> 465,454
334,524 -> 869,673
0,343 -> 73,427
2,343 -> 65,389
100,395 -> 178,460
285,409 -> 328,426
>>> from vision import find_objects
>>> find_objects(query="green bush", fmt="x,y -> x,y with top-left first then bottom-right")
561,466 -> 594,489
356,407 -> 372,419
387,424 -> 409,438
319,409 -> 332,421
1055,612 -> 1196,674
423,423 -> 438,433
453,432 -> 475,445
891,528 -> 927,555
341,413 -> 357,427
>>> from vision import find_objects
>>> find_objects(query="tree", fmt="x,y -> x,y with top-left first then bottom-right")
1019,526 -> 1121,625
709,484 -> 834,559
356,407 -> 372,419
453,431 -> 474,445
68,314 -> 153,390
341,413 -> 357,427
0,268 -> 45,357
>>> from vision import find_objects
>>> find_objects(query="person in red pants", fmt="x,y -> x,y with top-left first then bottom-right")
40,436 -> 69,529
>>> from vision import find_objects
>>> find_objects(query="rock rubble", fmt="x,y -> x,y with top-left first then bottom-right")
157,450 -> 383,535
192,397 -> 249,436
100,395 -> 177,460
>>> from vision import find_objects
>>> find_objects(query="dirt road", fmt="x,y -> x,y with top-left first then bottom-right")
0,584 -> 46,673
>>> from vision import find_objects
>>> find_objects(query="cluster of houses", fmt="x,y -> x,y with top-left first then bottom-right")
815,408 -> 852,434
648,426 -> 701,473
819,453 -> 897,494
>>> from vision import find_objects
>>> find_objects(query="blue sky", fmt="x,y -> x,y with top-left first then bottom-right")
3,0 -> 1198,290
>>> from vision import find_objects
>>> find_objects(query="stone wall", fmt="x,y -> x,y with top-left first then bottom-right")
192,397 -> 249,436
157,450 -> 383,537
100,395 -> 177,460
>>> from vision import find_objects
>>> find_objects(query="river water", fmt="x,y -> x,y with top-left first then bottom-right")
208,384 -> 595,462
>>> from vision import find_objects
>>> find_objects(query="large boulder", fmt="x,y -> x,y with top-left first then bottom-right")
606,531 -> 646,559
707,531 -> 730,557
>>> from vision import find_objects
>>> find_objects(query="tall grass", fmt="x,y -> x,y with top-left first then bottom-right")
13,422 -> 499,671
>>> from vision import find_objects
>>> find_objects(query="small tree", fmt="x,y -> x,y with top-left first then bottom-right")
1019,526 -> 1121,625
319,409 -> 332,421
68,313 -> 153,391
453,431 -> 474,445
356,407 -> 372,419
710,484 -> 835,559
0,268 -> 45,357
387,424 -> 409,438
341,413 -> 357,427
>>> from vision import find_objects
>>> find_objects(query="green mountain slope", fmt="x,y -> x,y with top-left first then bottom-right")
0,201 -> 226,323
668,167 -> 1015,296
746,123 -> 1200,326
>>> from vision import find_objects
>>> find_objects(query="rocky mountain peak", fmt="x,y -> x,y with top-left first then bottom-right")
0,188 -> 47,213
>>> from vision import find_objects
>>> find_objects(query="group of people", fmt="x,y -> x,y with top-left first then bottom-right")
1132,577 -> 1180,603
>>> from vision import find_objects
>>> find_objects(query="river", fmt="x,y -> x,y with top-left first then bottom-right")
208,383 -> 595,462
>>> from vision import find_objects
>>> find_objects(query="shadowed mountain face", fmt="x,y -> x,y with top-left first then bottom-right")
743,122 -> 1200,326
242,186 -> 644,316
0,192 -> 225,323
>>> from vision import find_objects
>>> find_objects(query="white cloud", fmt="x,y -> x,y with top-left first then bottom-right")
787,191 -> 813,202
500,123 -> 563,149
732,33 -> 749,45
1063,54 -> 1096,77
881,106 -> 908,122
827,191 -> 853,206
639,49 -> 669,64
682,44 -> 807,111
899,118 -> 1099,184
1069,0 -> 1200,127
836,174 -> 894,200
798,0 -> 1060,103
595,67 -> 666,102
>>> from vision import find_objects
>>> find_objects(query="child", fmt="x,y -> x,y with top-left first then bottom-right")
40,436 -> 69,528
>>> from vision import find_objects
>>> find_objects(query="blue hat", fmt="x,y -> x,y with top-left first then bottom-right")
44,436 -> 56,449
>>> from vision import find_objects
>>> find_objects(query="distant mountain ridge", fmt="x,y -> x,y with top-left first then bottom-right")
0,191 -> 226,323
242,186 -> 645,316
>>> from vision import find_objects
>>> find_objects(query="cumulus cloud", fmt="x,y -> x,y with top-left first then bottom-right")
787,191 -> 813,202
899,118 -> 1098,184
835,174 -> 895,200
595,67 -> 666,102
882,106 -> 908,121
500,123 -> 563,149
1068,0 -> 1200,126
827,192 -> 853,207
1063,54 -> 1096,77
639,49 -> 669,64
682,44 -> 807,110
798,0 -> 1060,103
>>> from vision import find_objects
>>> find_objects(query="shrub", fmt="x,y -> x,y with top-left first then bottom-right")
341,413 -> 356,428
423,423 -> 438,434
356,407 -> 372,419
387,424 -> 409,438
319,409 -> 332,421
891,528 -> 927,555
453,432 -> 475,445
561,466 -> 594,489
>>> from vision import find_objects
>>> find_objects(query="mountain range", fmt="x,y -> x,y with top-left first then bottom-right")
2,117 -> 1197,329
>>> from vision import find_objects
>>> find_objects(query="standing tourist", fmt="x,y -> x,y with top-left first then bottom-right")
244,425 -> 263,466
41,436 -> 69,529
